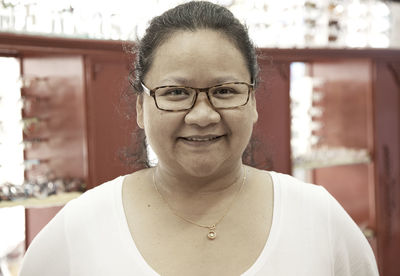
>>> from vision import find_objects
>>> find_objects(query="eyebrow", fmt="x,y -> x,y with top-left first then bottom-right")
159,76 -> 242,86
159,77 -> 190,86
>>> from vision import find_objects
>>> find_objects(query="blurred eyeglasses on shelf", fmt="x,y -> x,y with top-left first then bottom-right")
0,0 -> 396,48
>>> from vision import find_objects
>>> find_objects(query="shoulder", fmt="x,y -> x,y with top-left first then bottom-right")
269,170 -> 322,191
20,175 -> 134,276
267,171 -> 359,228
69,175 -> 125,210
269,171 -> 329,209
67,169 -> 152,223
26,175 -> 127,249
26,174 -> 126,241
61,175 -> 127,233
247,168 -> 328,214
269,171 -> 378,275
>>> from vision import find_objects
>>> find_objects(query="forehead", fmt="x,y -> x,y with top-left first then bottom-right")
145,29 -> 250,86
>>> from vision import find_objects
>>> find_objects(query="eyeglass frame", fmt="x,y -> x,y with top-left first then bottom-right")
140,81 -> 255,112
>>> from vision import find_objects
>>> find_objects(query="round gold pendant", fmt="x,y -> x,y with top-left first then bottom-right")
207,230 -> 216,240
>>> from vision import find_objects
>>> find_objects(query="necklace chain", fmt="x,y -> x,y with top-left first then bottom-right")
152,166 -> 247,240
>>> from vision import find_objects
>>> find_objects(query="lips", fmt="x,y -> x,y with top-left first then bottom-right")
179,134 -> 225,143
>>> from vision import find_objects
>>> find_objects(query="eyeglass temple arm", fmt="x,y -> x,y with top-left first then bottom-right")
141,82 -> 151,95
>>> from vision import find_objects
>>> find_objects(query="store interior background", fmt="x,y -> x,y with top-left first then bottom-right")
0,0 -> 399,275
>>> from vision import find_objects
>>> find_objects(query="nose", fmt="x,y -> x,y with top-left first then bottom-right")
184,92 -> 221,127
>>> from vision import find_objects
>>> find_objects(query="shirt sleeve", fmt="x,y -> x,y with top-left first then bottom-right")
324,188 -> 379,276
19,204 -> 71,276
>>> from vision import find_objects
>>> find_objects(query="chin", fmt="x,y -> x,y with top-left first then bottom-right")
179,156 -> 241,179
179,161 -> 222,179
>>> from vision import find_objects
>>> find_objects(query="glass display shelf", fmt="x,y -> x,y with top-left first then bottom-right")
293,146 -> 371,169
0,192 -> 81,208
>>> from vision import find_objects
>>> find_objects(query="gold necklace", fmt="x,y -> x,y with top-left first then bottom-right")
152,166 -> 247,240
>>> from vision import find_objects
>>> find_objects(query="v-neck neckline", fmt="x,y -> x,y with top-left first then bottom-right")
116,171 -> 282,275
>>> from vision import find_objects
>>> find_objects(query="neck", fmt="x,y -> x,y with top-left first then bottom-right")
152,162 -> 247,225
154,162 -> 244,196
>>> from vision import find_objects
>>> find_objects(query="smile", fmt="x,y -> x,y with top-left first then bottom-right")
180,135 -> 225,143
184,136 -> 221,141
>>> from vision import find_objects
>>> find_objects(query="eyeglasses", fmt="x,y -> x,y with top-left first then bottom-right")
141,81 -> 254,112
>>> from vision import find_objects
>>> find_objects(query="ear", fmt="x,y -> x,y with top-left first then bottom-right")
136,95 -> 144,129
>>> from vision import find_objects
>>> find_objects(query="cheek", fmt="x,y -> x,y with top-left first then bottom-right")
142,97 -> 162,127
142,102 -> 182,145
224,109 -> 255,139
142,101 -> 162,139
143,113 -> 167,157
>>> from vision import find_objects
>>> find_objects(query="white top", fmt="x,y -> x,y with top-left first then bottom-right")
19,172 -> 379,276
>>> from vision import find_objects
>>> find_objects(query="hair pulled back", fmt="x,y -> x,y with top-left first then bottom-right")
130,1 -> 259,93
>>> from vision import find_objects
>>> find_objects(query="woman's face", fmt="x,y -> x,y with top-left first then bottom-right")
137,29 -> 258,178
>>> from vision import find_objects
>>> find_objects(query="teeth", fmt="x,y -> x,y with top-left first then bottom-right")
185,136 -> 219,142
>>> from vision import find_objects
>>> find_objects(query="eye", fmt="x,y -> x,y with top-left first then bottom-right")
164,88 -> 190,96
156,87 -> 192,101
212,87 -> 238,98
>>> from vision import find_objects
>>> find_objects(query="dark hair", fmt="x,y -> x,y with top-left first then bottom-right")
128,0 -> 259,93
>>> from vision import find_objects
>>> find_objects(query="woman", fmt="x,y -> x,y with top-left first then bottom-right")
20,1 -> 378,275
